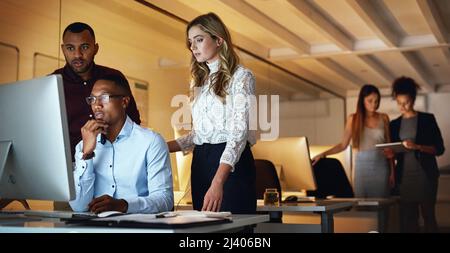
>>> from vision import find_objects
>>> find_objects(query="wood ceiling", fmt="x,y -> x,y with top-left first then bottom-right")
138,0 -> 450,98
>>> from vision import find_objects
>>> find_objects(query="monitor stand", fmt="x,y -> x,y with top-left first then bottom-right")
0,141 -> 30,210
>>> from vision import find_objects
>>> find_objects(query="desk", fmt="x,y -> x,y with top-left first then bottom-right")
257,201 -> 354,233
0,214 -> 269,233
327,197 -> 399,233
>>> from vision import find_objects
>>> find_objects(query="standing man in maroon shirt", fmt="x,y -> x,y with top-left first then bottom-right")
52,22 -> 141,160
1,22 -> 142,211
52,22 -> 141,211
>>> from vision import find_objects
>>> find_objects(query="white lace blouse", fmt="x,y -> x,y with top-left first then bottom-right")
175,60 -> 256,169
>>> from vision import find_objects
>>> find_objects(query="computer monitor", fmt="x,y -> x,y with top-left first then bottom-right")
0,74 -> 75,201
252,137 -> 317,192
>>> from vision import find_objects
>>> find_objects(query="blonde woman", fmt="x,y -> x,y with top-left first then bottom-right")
312,84 -> 394,198
167,13 -> 256,214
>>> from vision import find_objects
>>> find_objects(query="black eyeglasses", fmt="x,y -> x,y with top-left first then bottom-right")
85,94 -> 125,105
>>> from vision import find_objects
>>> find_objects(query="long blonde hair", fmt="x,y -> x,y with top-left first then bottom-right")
186,12 -> 239,99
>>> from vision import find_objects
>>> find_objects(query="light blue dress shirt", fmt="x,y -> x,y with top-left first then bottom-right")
69,116 -> 173,213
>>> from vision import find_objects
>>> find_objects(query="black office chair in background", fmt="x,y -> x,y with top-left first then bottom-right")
254,159 -> 283,222
308,157 -> 354,199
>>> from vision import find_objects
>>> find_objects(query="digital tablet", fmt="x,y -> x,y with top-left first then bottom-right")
375,142 -> 407,153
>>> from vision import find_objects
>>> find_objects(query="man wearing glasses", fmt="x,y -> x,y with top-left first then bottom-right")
51,22 -> 141,211
69,74 -> 173,214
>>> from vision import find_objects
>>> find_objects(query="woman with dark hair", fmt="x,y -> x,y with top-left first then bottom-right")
312,84 -> 394,198
167,13 -> 256,214
386,76 -> 444,233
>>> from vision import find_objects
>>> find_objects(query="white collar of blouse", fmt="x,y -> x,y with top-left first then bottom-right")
206,59 -> 219,75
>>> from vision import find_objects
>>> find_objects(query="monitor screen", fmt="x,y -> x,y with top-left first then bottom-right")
0,74 -> 75,201
252,137 -> 317,192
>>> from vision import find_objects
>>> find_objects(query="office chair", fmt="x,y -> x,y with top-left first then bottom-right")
308,157 -> 354,199
254,159 -> 283,222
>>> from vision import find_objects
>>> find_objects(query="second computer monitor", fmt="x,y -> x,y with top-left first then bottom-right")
252,137 -> 317,192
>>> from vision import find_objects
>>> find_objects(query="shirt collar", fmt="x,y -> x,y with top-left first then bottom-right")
97,115 -> 134,144
206,59 -> 219,75
117,115 -> 134,139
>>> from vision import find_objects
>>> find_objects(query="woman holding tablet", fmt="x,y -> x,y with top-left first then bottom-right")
386,76 -> 445,233
312,84 -> 394,198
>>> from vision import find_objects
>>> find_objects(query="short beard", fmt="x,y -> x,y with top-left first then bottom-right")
72,61 -> 93,74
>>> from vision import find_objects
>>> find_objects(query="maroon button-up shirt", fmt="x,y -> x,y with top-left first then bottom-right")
52,63 -> 141,160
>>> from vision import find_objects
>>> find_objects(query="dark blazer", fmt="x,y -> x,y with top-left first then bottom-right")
390,112 -> 445,185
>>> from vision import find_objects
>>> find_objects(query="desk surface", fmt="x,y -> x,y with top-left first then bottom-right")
326,197 -> 399,207
257,200 -> 353,212
0,214 -> 269,233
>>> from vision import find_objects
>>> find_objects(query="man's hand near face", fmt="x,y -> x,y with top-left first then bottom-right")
80,119 -> 108,158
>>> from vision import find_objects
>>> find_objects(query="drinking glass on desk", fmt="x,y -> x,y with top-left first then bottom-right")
264,188 -> 279,206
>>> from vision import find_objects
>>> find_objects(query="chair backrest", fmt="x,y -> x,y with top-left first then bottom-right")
308,157 -> 354,199
254,159 -> 282,200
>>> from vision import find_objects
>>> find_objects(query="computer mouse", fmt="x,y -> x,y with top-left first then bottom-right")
284,195 -> 298,202
97,211 -> 123,218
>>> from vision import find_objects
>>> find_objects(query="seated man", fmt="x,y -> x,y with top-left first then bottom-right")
69,74 -> 173,213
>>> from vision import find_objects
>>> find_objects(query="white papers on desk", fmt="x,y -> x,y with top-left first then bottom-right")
87,211 -> 233,228
94,211 -> 232,222
94,213 -> 157,222
169,210 -> 232,218
95,215 -> 228,225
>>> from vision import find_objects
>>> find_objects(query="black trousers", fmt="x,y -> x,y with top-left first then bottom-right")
399,178 -> 439,233
400,201 -> 438,233
191,143 -> 256,214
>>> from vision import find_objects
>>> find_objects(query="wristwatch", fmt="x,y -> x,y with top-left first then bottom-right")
82,152 -> 95,160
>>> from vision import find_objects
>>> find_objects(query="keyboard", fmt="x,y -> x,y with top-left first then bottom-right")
0,210 -> 42,223
0,210 -> 26,218
23,210 -> 97,219
0,210 -> 24,214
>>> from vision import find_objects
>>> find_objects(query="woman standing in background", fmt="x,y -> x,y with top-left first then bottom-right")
312,84 -> 394,198
386,76 -> 445,233
167,13 -> 256,214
